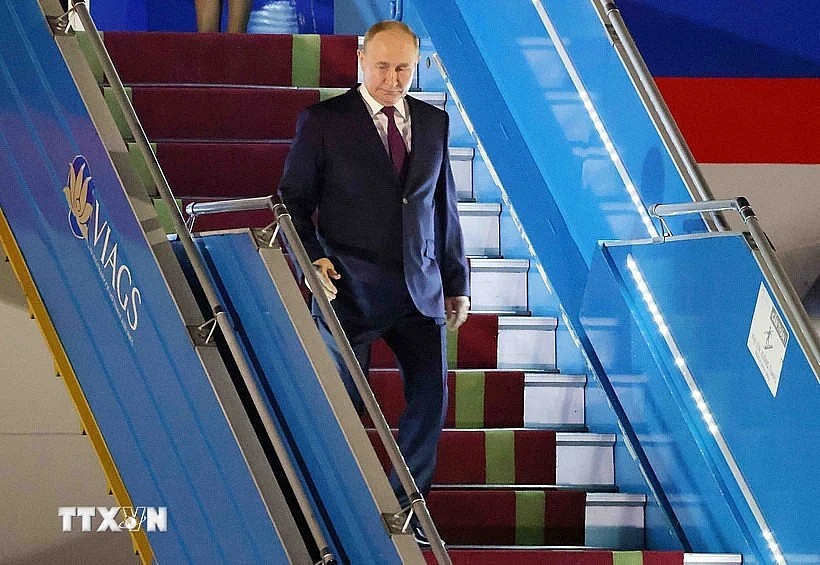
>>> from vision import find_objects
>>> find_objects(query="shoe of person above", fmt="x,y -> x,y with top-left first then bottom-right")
412,522 -> 445,547
412,523 -> 430,547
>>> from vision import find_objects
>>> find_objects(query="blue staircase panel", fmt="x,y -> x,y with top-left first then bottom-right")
409,0 -> 681,547
0,3 -> 289,562
196,232 -> 406,565
582,233 -> 819,563
581,258 -> 748,554
412,0 -> 702,267
537,0 -> 704,229
408,0 -> 818,560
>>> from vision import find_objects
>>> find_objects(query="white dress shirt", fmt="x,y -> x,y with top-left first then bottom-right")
358,84 -> 412,155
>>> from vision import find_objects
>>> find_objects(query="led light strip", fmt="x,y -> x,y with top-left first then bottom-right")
531,0 -> 658,239
431,50 -> 701,552
625,253 -> 785,565
433,53 -> 561,304
433,52 -> 589,354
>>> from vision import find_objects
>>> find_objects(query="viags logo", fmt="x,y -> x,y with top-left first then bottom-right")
58,506 -> 168,532
63,156 -> 142,337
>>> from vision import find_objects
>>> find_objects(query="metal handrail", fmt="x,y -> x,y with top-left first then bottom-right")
390,0 -> 404,21
598,0 -> 820,380
187,198 -> 451,563
66,4 -> 336,563
596,0 -> 730,233
650,198 -> 820,377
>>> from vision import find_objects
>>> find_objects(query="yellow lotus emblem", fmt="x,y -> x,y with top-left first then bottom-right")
63,160 -> 93,239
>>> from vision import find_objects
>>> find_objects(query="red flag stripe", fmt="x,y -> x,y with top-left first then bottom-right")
657,77 -> 820,164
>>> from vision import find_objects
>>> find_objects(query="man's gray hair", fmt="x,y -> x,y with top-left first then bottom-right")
362,20 -> 419,52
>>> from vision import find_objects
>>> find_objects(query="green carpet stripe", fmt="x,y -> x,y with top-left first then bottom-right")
485,430 -> 515,484
515,490 -> 545,545
319,87 -> 348,101
152,198 -> 183,235
446,327 -> 458,369
455,371 -> 485,428
291,34 -> 321,87
127,142 -> 157,194
613,551 -> 644,565
78,32 -> 104,83
105,86 -> 133,140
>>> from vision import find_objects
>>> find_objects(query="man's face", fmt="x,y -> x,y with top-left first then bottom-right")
358,29 -> 419,107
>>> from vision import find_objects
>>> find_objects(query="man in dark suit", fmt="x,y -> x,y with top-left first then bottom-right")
278,20 -> 470,543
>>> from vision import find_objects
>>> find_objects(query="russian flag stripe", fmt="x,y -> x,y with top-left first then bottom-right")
657,78 -> 820,164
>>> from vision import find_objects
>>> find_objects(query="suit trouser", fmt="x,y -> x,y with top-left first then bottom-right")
313,272 -> 447,509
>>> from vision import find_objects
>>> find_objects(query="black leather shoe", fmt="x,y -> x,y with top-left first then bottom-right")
412,524 -> 431,547
413,524 -> 446,547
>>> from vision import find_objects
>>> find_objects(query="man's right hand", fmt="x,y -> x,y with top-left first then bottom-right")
306,257 -> 341,301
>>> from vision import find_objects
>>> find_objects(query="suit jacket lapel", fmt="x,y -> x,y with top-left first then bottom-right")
405,95 -> 433,192
345,88 -> 403,181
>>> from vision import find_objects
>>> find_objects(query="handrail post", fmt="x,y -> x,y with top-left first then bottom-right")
67,5 -> 337,562
390,0 -> 404,21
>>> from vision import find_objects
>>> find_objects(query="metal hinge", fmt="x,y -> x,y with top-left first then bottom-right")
47,4 -> 77,37
188,318 -> 218,347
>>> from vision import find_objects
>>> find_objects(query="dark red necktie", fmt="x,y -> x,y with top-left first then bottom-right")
382,106 -> 406,177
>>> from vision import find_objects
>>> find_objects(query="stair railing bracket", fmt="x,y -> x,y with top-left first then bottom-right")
190,318 -> 218,346
255,223 -> 280,248
47,13 -> 76,37
650,196 -> 820,377
381,511 -> 413,536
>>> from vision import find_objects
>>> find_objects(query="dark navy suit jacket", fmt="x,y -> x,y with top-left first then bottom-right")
278,87 -> 469,319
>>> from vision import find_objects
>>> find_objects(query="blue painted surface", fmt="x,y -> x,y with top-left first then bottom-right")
0,2 -> 290,561
583,246 -> 750,554
411,0 -> 701,267
618,0 -> 820,77
196,232 -> 405,565
413,0 -> 700,549
583,234 -> 820,563
89,0 -> 153,31
409,0 -> 820,556
293,0 -> 334,33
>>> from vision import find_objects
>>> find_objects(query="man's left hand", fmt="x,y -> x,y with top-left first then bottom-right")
445,296 -> 470,330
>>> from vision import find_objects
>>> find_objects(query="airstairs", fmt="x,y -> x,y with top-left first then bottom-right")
1,1 -> 816,563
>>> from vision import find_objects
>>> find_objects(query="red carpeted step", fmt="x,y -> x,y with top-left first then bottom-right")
372,313 -> 500,369
104,32 -> 359,87
156,141 -> 291,198
369,369 -> 524,428
641,553 -> 687,565
129,86 -> 318,140
314,35 -> 360,88
427,488 -> 586,546
105,32 -> 293,86
367,428 -> 556,485
424,550 -> 685,565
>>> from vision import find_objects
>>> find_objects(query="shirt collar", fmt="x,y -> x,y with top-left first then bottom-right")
358,84 -> 408,119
